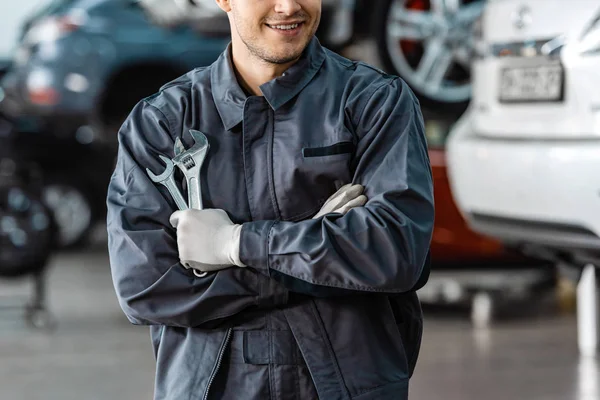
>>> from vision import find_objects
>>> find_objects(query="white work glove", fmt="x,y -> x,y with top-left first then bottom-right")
312,183 -> 367,219
169,209 -> 245,273
169,183 -> 367,275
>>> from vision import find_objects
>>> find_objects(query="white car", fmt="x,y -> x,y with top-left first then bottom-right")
446,0 -> 600,352
448,0 -> 600,263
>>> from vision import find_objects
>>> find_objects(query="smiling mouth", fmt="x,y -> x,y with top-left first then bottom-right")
266,22 -> 305,31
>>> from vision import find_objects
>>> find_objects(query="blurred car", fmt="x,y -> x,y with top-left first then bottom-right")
446,0 -> 600,273
0,0 -> 230,140
0,0 -> 231,247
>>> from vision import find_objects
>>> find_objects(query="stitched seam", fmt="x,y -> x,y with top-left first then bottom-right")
123,163 -> 137,184
269,329 -> 275,365
309,301 -> 350,400
294,359 -> 301,400
353,79 -> 397,128
268,338 -> 276,400
242,101 -> 257,221
294,366 -> 300,399
267,109 -> 282,219
195,310 -> 247,325
266,220 -> 279,276
121,100 -> 174,181
285,202 -> 324,222
268,264 -> 406,293
188,339 -> 203,400
144,97 -> 176,140
352,379 -> 408,397
238,102 -> 253,225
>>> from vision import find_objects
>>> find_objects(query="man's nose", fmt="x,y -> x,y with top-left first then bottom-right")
274,0 -> 302,15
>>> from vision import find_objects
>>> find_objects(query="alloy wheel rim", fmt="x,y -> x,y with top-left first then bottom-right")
385,0 -> 484,104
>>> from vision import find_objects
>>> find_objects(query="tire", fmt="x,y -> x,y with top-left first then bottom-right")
41,176 -> 95,249
0,181 -> 55,278
373,0 -> 484,115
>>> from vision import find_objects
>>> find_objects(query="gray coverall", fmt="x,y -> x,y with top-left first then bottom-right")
106,36 -> 435,400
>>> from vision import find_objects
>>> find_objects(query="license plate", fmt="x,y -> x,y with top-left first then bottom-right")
498,62 -> 564,103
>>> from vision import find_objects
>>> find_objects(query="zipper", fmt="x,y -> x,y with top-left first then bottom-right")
203,328 -> 233,400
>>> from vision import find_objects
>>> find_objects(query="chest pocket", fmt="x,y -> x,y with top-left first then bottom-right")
273,134 -> 355,222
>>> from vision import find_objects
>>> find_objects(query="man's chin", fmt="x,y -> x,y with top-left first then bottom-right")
267,53 -> 302,65
265,43 -> 310,64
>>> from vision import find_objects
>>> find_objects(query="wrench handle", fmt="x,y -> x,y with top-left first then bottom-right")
185,177 -> 207,277
187,177 -> 203,210
164,180 -> 189,211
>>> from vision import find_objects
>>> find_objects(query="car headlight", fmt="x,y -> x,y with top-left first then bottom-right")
578,12 -> 600,55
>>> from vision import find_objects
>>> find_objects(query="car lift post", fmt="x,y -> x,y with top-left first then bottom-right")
577,264 -> 598,357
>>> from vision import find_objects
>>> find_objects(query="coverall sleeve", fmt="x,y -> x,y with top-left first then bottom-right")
239,77 -> 435,296
106,99 -> 288,327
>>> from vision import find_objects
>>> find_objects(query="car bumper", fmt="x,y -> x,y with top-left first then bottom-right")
447,112 -> 600,254
428,148 -> 531,266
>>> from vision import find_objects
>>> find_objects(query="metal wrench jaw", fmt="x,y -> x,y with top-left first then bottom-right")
173,152 -> 207,209
173,130 -> 209,158
172,130 -> 209,210
189,129 -> 209,149
146,155 -> 174,182
146,155 -> 188,211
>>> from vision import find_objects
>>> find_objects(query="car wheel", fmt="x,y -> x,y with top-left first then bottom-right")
374,0 -> 485,114
41,179 -> 94,249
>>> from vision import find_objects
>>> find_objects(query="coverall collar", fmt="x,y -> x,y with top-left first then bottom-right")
211,36 -> 326,131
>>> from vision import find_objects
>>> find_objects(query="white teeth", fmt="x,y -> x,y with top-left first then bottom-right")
272,23 -> 299,30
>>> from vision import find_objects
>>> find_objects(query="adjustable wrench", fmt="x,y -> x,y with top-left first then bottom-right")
172,130 -> 209,210
146,155 -> 188,211
173,130 -> 210,278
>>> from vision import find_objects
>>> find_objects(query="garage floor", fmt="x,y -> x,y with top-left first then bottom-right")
0,240 -> 597,400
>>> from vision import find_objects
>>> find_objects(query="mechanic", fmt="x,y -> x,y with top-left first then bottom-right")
106,0 -> 435,399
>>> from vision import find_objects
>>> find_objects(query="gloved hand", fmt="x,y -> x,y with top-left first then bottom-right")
312,183 -> 367,219
170,183 -> 368,274
169,208 -> 244,273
